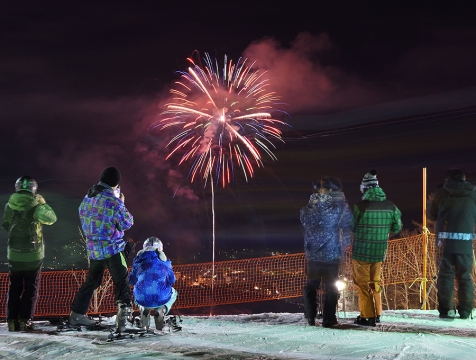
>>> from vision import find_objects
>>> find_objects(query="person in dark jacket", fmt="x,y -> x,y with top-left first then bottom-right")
300,177 -> 352,327
129,237 -> 178,331
427,168 -> 476,319
352,170 -> 402,327
2,176 -> 57,331
69,167 -> 134,332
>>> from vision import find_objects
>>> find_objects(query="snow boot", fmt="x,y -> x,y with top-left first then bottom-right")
439,309 -> 457,319
18,319 -> 35,331
138,305 -> 150,330
154,307 -> 165,331
166,315 -> 183,332
69,311 -> 96,327
115,302 -> 132,333
354,315 -> 376,327
7,319 -> 18,332
322,317 -> 338,328
459,308 -> 475,320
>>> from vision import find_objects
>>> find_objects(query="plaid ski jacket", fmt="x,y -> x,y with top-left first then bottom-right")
351,187 -> 402,262
79,185 -> 134,260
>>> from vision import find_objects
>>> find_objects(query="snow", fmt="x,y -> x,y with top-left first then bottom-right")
1,310 -> 476,359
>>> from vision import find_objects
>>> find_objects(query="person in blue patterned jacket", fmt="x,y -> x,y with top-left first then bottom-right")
300,177 -> 353,328
69,167 -> 134,332
129,237 -> 177,331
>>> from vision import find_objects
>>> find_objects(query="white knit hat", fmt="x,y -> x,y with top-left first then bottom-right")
360,169 -> 379,192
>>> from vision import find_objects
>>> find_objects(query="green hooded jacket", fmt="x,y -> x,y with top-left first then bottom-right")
2,192 -> 57,264
352,187 -> 402,262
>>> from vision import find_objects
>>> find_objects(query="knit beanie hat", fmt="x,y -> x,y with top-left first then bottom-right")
446,168 -> 465,181
312,176 -> 342,192
99,167 -> 121,187
360,169 -> 378,191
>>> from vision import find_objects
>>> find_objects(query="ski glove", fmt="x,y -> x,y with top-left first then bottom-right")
158,251 -> 167,261
36,194 -> 46,205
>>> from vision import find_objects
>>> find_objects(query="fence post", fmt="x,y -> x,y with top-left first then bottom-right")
422,167 -> 428,310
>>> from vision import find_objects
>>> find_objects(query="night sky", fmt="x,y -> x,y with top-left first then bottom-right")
1,1 -> 476,268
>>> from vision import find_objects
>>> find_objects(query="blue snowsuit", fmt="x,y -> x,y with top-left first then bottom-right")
129,249 -> 176,309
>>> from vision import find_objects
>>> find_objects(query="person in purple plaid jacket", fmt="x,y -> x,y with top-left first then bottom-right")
69,166 -> 134,333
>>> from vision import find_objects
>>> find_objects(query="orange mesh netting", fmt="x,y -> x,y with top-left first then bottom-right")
342,233 -> 441,286
0,233 -> 465,318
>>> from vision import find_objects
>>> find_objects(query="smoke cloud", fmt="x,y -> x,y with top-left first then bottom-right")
243,32 -> 386,114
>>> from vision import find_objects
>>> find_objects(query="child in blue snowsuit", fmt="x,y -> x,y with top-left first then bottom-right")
129,237 -> 178,331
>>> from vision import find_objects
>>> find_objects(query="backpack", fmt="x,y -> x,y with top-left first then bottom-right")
8,205 -> 40,252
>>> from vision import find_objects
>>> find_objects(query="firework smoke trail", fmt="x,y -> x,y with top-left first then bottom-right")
149,52 -> 289,188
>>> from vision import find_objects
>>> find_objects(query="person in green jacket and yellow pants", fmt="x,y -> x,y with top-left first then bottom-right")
351,170 -> 402,327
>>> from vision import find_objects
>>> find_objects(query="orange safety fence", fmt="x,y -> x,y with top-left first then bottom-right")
343,233 -> 441,286
0,233 -> 456,318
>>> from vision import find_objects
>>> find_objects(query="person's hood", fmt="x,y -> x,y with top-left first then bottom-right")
443,180 -> 476,196
362,187 -> 387,201
329,190 -> 347,203
308,193 -> 333,210
135,248 -> 169,263
8,192 -> 38,211
137,247 -> 168,261
86,184 -> 111,198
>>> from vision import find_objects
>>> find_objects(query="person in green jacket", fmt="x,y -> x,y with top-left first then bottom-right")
351,170 -> 402,327
2,176 -> 57,331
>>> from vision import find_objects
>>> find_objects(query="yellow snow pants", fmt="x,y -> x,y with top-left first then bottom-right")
352,259 -> 383,318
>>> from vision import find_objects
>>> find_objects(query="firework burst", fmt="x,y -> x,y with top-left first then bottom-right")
150,52 -> 289,187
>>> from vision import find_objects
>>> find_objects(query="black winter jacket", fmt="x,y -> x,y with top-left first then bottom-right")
427,179 -> 476,254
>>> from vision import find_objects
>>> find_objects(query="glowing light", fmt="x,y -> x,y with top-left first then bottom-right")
150,52 -> 289,187
336,279 -> 347,291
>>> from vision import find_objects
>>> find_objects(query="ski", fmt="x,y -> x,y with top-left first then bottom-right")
92,328 -> 159,345
90,318 -> 182,345
56,323 -> 82,332
36,314 -> 183,344
56,321 -> 113,332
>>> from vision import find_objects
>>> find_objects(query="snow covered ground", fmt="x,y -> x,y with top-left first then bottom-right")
1,310 -> 476,359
